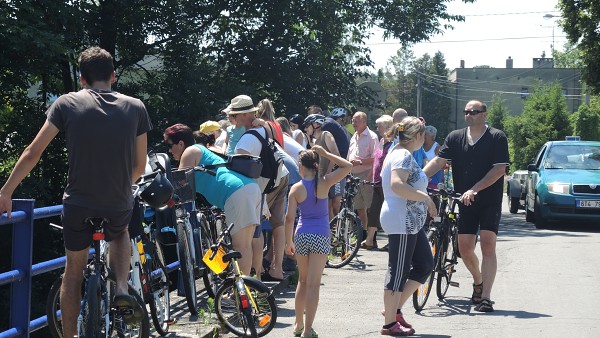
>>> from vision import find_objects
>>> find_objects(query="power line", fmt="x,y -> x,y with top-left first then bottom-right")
463,11 -> 561,17
367,35 -> 567,45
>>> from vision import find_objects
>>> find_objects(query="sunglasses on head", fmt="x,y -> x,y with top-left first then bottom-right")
464,109 -> 485,116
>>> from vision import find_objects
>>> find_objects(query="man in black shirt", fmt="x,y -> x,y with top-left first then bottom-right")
424,99 -> 509,313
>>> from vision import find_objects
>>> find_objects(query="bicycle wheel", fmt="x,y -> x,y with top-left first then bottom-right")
84,274 -> 101,338
176,218 -> 199,315
326,215 -> 362,268
215,279 -> 277,337
436,222 -> 459,300
413,226 -> 439,312
199,215 -> 220,299
145,240 -> 171,335
47,275 -> 109,338
46,276 -> 64,338
113,284 -> 151,338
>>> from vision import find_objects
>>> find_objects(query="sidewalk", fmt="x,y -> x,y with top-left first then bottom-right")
155,267 -> 293,337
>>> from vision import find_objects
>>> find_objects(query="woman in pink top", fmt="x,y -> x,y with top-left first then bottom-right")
285,145 -> 352,338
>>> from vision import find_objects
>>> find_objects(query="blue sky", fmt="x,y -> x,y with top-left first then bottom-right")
367,0 -> 565,71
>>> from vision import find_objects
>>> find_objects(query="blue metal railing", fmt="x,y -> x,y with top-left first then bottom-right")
0,200 -> 182,338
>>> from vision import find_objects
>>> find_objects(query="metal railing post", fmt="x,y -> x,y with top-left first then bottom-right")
10,199 -> 35,338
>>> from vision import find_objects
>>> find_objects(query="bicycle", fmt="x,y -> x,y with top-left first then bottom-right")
130,182 -> 171,335
46,219 -> 150,338
413,187 -> 461,312
327,174 -> 373,268
196,203 -> 226,299
204,222 -> 277,337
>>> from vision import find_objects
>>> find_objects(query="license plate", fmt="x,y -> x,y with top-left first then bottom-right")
576,200 -> 600,208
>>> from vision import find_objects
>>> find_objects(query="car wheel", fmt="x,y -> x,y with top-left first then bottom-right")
509,197 -> 520,214
534,195 -> 548,229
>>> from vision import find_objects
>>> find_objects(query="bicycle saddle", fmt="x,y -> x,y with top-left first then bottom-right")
222,251 -> 242,262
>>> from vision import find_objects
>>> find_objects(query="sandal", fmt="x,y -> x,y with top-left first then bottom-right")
474,298 -> 494,312
471,282 -> 483,304
301,328 -> 318,338
293,325 -> 304,337
360,241 -> 376,250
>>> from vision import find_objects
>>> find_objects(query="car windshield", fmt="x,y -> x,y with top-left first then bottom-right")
544,144 -> 600,170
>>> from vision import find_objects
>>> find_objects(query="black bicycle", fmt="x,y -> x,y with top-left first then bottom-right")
327,175 -> 374,268
46,220 -> 150,338
196,203 -> 226,299
413,188 -> 462,311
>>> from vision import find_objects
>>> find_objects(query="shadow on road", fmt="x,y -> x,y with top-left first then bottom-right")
414,296 -> 551,320
499,211 -> 600,239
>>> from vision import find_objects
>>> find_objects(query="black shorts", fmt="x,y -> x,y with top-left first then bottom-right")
458,202 -> 502,235
328,178 -> 346,199
62,203 -> 132,251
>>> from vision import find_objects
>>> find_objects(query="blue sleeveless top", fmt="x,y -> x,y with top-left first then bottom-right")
194,144 -> 255,208
296,179 -> 329,237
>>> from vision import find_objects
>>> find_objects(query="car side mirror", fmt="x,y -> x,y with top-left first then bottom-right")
527,164 -> 538,172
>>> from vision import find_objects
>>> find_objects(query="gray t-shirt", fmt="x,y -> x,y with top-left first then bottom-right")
46,89 -> 152,211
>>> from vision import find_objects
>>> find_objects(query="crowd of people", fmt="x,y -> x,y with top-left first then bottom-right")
0,47 -> 510,337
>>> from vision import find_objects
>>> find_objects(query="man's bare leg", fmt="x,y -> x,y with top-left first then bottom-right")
61,248 -> 89,338
108,229 -> 131,296
479,230 -> 497,300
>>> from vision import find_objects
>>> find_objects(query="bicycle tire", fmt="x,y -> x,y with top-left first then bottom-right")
199,215 -> 220,299
215,278 -> 277,337
84,274 -> 101,338
326,215 -> 362,268
114,284 -> 151,338
46,275 -> 109,338
436,222 -> 459,300
145,239 -> 171,335
412,226 -> 439,312
176,218 -> 199,315
46,275 -> 65,338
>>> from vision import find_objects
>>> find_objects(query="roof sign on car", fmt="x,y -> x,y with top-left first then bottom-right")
565,136 -> 581,141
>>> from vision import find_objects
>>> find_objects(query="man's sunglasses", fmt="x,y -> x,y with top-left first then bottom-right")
464,109 -> 485,116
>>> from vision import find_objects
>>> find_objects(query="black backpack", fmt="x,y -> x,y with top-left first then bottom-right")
244,126 -> 285,194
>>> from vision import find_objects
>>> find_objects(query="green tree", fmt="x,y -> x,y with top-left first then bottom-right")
506,84 -> 572,171
559,0 -> 600,93
569,102 -> 600,141
487,94 -> 510,133
553,42 -> 583,69
415,52 -> 452,140
381,48 -> 417,113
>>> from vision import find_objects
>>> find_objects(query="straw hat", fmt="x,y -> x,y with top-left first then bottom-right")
198,120 -> 221,134
227,95 -> 258,114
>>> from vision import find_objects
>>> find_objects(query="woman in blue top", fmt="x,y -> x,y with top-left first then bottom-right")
164,123 -> 262,276
285,145 -> 352,338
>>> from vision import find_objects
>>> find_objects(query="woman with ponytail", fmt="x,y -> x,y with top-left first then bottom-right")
379,116 -> 437,336
285,145 -> 352,338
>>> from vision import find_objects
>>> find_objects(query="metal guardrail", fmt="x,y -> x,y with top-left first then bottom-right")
0,200 -> 182,338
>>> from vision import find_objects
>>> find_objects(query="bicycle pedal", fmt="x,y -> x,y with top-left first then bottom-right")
449,281 -> 459,287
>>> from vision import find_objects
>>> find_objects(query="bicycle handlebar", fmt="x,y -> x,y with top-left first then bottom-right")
427,187 -> 462,199
209,222 -> 236,259
346,175 -> 376,186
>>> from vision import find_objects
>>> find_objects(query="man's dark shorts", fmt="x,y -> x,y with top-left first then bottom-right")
328,178 -> 346,199
62,203 -> 132,251
458,201 -> 502,235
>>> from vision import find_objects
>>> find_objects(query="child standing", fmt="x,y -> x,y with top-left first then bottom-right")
285,145 -> 352,338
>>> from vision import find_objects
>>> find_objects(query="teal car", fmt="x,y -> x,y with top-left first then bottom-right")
525,141 -> 600,229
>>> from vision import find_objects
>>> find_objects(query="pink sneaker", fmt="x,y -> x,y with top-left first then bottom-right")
380,322 -> 415,336
380,310 -> 413,329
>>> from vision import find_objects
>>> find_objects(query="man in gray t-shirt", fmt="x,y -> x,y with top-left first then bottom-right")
0,47 -> 151,336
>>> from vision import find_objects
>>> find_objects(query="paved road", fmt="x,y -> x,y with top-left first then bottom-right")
259,197 -> 600,338
156,196 -> 600,337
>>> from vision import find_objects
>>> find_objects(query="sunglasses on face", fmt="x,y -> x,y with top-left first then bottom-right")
464,109 -> 485,116
167,141 -> 176,149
